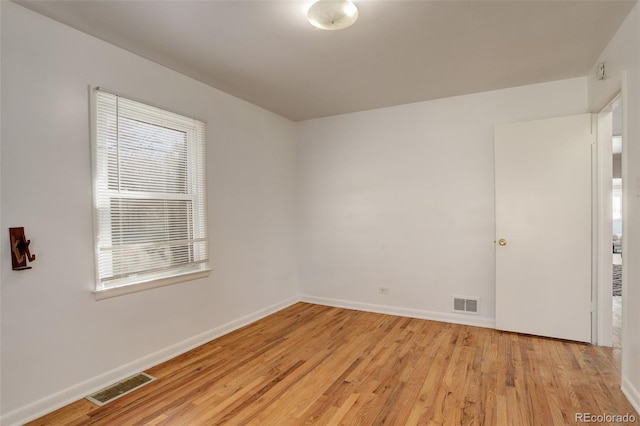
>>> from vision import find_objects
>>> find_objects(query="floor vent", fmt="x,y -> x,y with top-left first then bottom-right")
86,372 -> 156,406
453,297 -> 480,315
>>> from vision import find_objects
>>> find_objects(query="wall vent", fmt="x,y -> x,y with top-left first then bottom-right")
86,372 -> 156,406
453,297 -> 480,315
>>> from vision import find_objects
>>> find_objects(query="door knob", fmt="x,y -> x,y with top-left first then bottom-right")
498,238 -> 507,246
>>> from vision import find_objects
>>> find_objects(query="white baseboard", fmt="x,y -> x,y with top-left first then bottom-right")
622,375 -> 640,415
0,296 -> 298,426
299,295 -> 495,329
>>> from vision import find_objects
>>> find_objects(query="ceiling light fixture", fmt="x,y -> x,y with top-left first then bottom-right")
307,0 -> 359,31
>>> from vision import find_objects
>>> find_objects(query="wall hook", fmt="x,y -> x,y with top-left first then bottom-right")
9,227 -> 36,270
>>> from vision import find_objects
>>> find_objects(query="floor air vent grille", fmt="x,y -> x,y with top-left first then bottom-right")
453,297 -> 480,315
86,372 -> 156,406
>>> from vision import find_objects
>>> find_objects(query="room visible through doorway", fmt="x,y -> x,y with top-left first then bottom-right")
612,101 -> 623,349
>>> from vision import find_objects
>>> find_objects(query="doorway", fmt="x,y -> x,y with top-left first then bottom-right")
595,94 -> 622,348
611,101 -> 623,349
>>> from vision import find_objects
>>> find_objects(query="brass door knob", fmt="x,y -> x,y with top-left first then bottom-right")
498,238 -> 507,246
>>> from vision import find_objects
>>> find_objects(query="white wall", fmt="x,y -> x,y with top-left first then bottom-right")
588,3 -> 640,413
296,78 -> 588,326
0,3 -> 298,424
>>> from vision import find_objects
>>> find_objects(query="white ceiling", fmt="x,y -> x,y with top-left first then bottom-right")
16,0 -> 637,121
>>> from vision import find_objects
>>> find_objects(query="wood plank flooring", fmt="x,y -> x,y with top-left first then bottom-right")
28,303 -> 636,425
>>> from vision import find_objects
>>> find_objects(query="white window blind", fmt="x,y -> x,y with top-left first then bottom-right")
93,89 -> 209,293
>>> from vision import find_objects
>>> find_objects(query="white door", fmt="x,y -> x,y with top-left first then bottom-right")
494,114 -> 593,342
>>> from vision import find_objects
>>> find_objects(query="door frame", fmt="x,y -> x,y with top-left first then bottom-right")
594,92 -> 623,346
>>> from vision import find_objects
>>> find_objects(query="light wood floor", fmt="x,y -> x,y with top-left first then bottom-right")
29,303 -> 636,425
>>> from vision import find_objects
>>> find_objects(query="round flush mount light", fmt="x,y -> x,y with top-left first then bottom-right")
307,0 -> 359,31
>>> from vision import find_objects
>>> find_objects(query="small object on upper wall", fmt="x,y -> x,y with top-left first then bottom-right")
9,227 -> 36,270
596,62 -> 606,81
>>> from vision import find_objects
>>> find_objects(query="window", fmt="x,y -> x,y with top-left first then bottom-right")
92,89 -> 209,298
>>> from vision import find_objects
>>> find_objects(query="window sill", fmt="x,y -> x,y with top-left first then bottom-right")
93,268 -> 211,301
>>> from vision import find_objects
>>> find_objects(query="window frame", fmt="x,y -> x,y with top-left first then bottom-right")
90,87 -> 210,300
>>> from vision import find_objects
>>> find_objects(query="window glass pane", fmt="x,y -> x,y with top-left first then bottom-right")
110,198 -> 192,244
108,198 -> 193,279
109,117 -> 188,194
